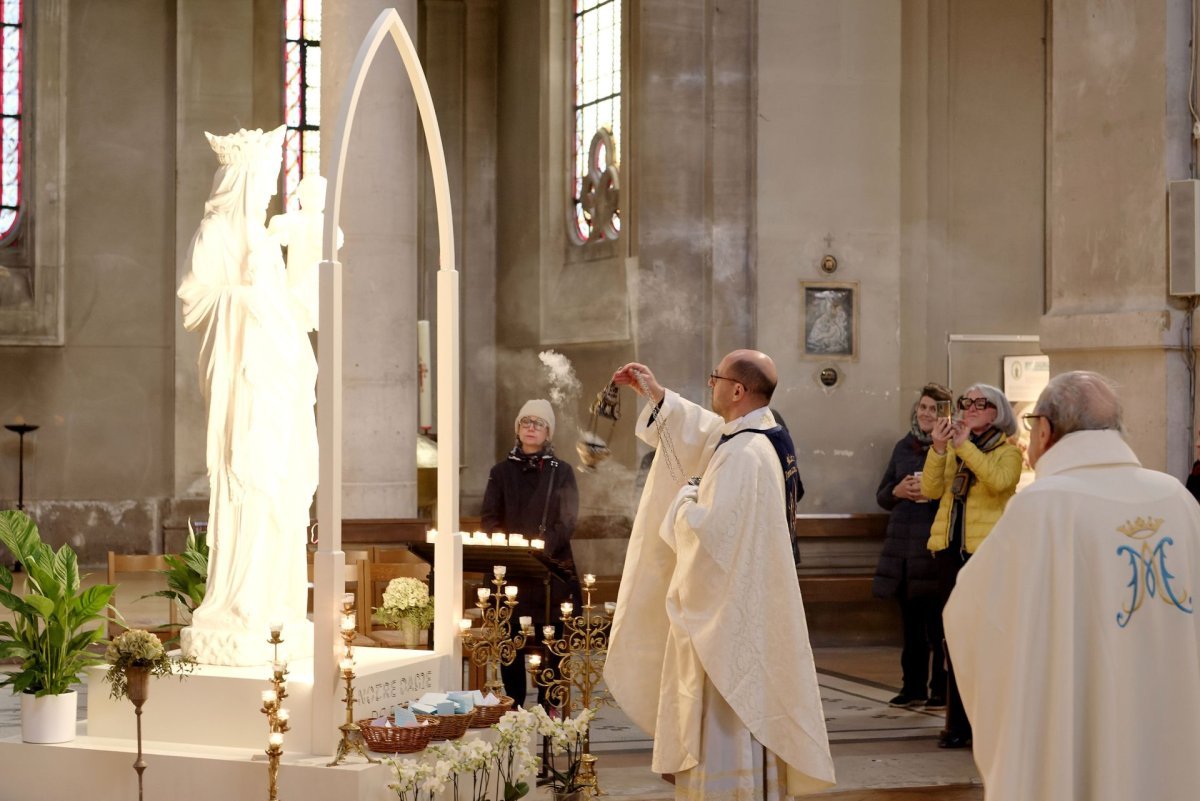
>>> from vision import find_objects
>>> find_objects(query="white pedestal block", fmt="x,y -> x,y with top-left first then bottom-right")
0,734 -> 402,801
0,650 -> 460,801
86,648 -> 443,750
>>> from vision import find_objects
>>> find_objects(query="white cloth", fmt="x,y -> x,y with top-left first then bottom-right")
605,391 -> 835,798
177,130 -> 317,665
944,430 -> 1200,801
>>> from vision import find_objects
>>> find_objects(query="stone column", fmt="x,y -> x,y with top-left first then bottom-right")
174,0 -> 256,500
1042,0 -> 1192,475
420,0 -> 499,509
322,1 -> 419,519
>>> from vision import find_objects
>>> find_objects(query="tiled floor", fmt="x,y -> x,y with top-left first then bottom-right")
0,570 -> 982,799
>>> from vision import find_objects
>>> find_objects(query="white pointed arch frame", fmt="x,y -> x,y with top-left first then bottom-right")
312,8 -> 463,753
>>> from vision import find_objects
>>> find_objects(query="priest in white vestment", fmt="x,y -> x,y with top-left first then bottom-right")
604,351 -> 835,800
944,371 -> 1200,801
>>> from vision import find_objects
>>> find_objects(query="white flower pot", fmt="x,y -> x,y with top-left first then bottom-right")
20,690 -> 77,744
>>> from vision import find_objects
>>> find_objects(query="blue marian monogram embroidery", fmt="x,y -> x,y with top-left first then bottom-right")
1116,516 -> 1193,628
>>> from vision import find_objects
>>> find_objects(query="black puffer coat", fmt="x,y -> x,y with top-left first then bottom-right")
871,433 -> 940,600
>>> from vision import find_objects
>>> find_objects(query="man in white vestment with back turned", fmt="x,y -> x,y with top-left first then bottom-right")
604,350 -> 835,801
945,371 -> 1200,801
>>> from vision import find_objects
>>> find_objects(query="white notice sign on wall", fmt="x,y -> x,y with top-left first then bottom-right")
1003,354 -> 1050,403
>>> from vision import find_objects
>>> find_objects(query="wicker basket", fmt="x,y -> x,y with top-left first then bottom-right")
358,718 -> 433,754
468,696 -> 515,728
415,710 -> 476,740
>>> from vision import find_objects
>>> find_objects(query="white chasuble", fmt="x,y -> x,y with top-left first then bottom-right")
945,430 -> 1200,801
606,392 -> 835,799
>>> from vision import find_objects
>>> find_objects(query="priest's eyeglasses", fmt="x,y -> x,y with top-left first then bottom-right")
518,417 -> 549,431
1021,413 -> 1052,432
708,372 -> 743,388
957,396 -> 995,411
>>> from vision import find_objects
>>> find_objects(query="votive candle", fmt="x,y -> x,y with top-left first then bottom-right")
531,539 -> 545,550
262,690 -> 277,704
529,654 -> 542,667
583,573 -> 596,587
269,732 -> 284,747
543,625 -> 556,640
269,620 -> 284,638
277,708 -> 290,723
340,614 -> 356,631
519,616 -> 532,628
604,602 -> 617,615
561,602 -> 574,617
492,532 -> 507,546
505,585 -> 518,599
494,565 -> 506,579
477,587 -> 491,602
426,528 -> 438,543
458,619 -> 472,631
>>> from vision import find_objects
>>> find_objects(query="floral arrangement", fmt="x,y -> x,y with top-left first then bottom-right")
103,629 -> 195,701
386,706 -> 539,801
531,705 -> 594,795
376,577 -> 435,630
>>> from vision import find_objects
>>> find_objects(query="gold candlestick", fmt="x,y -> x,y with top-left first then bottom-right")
262,626 -> 291,800
328,599 -> 378,766
527,574 -> 614,797
461,571 -> 528,696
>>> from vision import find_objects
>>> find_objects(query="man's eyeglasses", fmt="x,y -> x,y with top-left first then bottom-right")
957,396 -> 995,411
708,372 -> 742,387
1021,413 -> 1051,432
518,417 -> 549,431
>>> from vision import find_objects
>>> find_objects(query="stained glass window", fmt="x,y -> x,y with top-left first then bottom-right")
283,0 -> 321,212
572,0 -> 621,244
0,0 -> 22,243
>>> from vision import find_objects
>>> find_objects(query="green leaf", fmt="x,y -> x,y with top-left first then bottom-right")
22,593 -> 54,618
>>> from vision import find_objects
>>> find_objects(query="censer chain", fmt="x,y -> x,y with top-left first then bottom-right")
635,371 -> 686,484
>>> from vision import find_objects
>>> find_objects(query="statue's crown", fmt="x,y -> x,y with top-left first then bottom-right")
205,126 -> 285,165
1117,516 -> 1164,539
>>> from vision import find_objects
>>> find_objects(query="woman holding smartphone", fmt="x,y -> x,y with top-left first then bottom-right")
872,382 -> 954,710
922,382 -> 1023,749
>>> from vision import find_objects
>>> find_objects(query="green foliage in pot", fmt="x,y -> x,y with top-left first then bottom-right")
138,520 -> 208,617
0,510 -> 117,697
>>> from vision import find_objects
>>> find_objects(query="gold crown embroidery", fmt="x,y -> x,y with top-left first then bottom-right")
1117,516 -> 1163,540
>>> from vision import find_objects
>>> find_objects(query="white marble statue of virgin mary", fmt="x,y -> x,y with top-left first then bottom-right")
177,126 -> 316,666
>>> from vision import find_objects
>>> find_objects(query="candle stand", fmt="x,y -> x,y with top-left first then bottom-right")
527,574 -> 615,798
261,625 -> 291,801
328,597 -> 378,767
460,567 -> 528,696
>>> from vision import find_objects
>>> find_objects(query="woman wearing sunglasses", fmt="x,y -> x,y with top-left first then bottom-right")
920,383 -> 1022,750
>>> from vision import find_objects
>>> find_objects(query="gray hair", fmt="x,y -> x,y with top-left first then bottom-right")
1033,370 -> 1123,437
964,382 -> 1017,436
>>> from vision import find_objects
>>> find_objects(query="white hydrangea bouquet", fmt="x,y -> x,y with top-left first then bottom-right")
386,707 -> 539,801
376,577 -> 435,630
103,628 -> 195,700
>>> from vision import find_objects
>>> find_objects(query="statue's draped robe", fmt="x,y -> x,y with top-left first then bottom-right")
178,156 -> 317,665
606,391 -> 835,800
945,430 -> 1200,801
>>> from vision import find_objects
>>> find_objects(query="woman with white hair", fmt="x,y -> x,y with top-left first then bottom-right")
480,399 -> 580,706
921,382 -> 1022,750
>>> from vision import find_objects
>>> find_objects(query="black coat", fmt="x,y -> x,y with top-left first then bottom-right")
872,432 -> 940,600
480,450 -> 580,625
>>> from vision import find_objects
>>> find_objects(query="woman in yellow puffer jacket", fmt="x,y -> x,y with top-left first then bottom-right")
920,382 -> 1022,751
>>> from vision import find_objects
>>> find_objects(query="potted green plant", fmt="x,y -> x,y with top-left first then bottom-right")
0,509 -> 117,743
138,520 -> 208,623
375,577 -> 435,647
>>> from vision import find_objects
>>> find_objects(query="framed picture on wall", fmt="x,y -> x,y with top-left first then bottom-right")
800,281 -> 858,361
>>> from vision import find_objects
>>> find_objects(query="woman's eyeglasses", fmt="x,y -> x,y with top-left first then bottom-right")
518,417 -> 549,431
957,396 -> 995,411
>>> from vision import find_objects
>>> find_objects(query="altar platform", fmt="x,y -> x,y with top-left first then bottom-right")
0,647 -> 448,801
